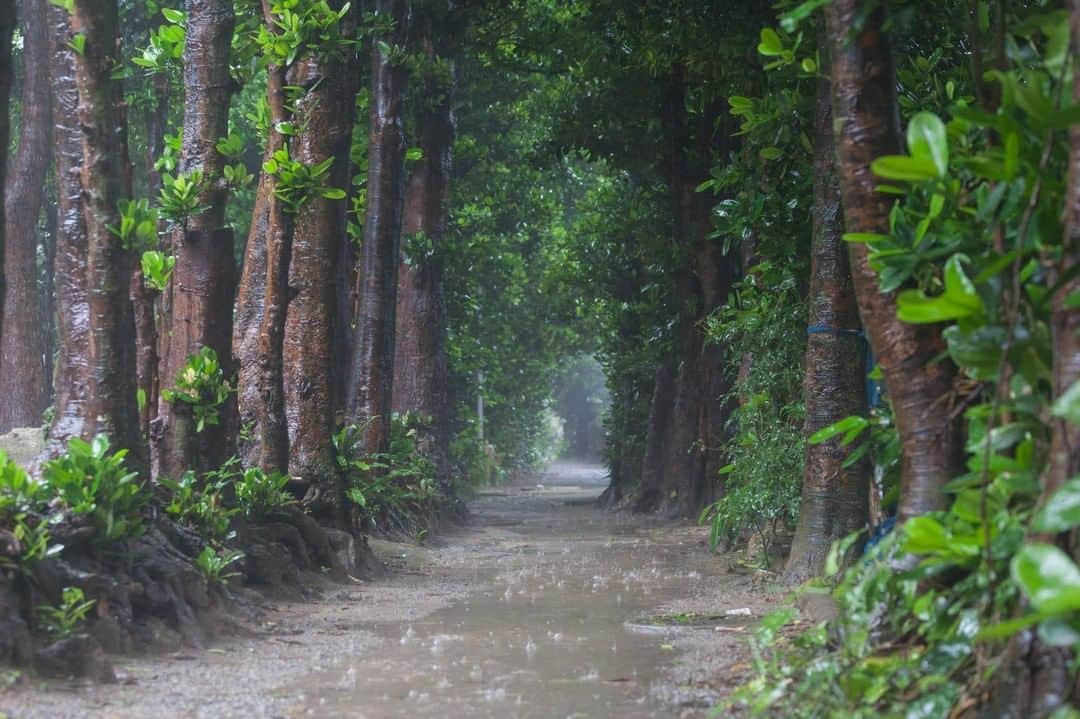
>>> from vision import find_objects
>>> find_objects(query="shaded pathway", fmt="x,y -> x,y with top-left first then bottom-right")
1,463 -> 772,718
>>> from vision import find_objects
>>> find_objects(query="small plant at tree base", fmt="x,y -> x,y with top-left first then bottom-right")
235,467 -> 293,522
35,587 -> 95,642
335,414 -> 440,530
42,436 -> 147,544
195,546 -> 244,585
159,470 -> 238,541
162,348 -> 233,432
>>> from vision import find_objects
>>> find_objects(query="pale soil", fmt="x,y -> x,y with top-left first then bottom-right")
0,462 -> 781,719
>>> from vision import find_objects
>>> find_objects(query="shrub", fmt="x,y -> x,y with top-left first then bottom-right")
195,546 -> 244,585
159,470 -> 238,540
334,413 -> 439,530
42,436 -> 147,543
234,466 -> 293,522
35,587 -> 95,642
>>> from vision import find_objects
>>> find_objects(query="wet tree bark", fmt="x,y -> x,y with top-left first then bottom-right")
234,156 -> 273,468
984,6 -> 1080,713
632,73 -> 734,518
237,1 -> 291,473
347,0 -> 410,458
786,60 -> 870,580
154,0 -> 236,479
45,3 -> 90,450
70,0 -> 143,465
0,0 -> 51,433
633,360 -> 677,513
282,9 -> 356,522
0,6 -> 12,372
826,0 -> 962,522
392,2 -> 455,494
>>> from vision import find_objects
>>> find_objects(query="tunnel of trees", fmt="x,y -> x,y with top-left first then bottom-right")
0,0 -> 1078,715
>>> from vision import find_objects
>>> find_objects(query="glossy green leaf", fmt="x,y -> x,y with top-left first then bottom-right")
871,155 -> 939,182
906,112 -> 949,178
1011,544 -> 1080,614
1033,477 -> 1080,533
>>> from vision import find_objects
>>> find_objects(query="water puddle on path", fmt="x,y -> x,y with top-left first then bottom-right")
283,465 -> 729,718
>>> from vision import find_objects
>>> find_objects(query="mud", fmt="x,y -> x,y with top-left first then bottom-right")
0,462 -> 778,718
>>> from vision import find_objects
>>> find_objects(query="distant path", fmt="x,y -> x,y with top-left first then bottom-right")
1,462 -> 772,718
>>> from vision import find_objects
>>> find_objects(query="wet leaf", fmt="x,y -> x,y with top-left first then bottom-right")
906,112 -> 949,178
1011,544 -> 1080,614
1033,477 -> 1080,532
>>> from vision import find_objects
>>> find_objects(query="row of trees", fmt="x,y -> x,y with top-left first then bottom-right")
0,0 -> 467,530
0,0 -> 1078,713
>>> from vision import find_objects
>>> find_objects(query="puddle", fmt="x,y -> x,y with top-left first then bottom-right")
283,465 -> 721,718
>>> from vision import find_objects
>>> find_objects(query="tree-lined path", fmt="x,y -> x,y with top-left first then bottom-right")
0,0 -> 1078,717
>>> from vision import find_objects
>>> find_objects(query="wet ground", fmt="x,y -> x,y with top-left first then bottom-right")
0,462 -> 778,718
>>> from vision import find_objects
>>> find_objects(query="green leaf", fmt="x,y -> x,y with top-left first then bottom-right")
871,155 -> 939,182
757,28 -> 783,57
902,516 -> 950,555
842,232 -> 889,245
1011,544 -> 1080,614
906,112 -> 949,178
1052,380 -> 1080,426
1033,478 -> 1080,533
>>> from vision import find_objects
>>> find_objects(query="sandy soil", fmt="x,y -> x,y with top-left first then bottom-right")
0,462 -> 780,718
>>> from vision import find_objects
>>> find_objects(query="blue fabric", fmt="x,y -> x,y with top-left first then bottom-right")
806,325 -> 881,408
865,515 -> 897,552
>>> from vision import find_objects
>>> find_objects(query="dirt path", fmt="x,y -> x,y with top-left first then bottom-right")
0,462 -> 778,718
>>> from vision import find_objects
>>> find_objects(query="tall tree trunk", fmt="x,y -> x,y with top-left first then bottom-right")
234,156 -> 273,467
0,5 -> 13,363
283,12 -> 356,522
826,0 -> 962,522
632,360 -> 677,512
70,0 -> 143,464
392,2 -> 455,493
154,0 -> 236,479
46,2 -> 90,450
0,0 -> 51,433
786,59 -> 870,579
984,7 -> 1080,713
347,0 -> 410,458
238,1 -> 291,473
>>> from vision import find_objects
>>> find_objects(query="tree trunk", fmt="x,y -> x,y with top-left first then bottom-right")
632,360 -> 677,513
0,5 -> 13,367
826,0 -> 962,522
392,3 -> 455,493
282,15 -> 356,522
70,0 -> 143,464
347,0 -> 410,458
786,60 -> 870,580
0,0 -> 51,433
234,152 -> 273,468
154,0 -> 236,479
240,0 -> 291,474
45,2 -> 90,450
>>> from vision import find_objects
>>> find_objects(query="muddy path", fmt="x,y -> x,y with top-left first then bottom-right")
0,462 -> 779,718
